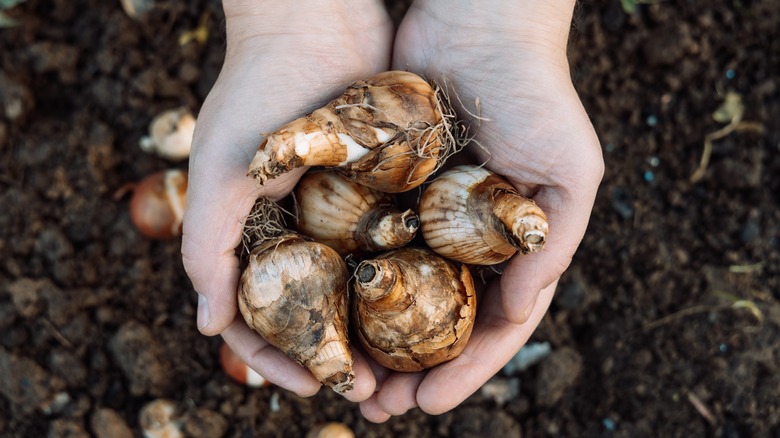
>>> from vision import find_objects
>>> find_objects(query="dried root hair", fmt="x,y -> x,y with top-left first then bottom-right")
438,76 -> 492,167
240,197 -> 295,258
410,76 -> 492,207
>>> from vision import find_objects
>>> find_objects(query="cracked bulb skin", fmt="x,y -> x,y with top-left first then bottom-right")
419,165 -> 549,265
352,248 -> 476,372
238,233 -> 354,394
294,171 -> 419,255
248,71 -> 449,193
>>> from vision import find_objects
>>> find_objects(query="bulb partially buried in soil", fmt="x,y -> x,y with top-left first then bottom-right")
248,71 -> 457,193
419,165 -> 549,265
128,169 -> 187,239
295,171 -> 419,255
238,198 -> 354,394
352,248 -> 476,372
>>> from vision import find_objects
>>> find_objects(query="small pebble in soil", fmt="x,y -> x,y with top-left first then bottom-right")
603,418 -> 617,431
611,187 -> 634,220
91,408 -> 133,438
557,271 -> 587,310
0,347 -> 66,415
48,419 -> 88,438
480,376 -> 521,405
740,218 -> 760,244
0,71 -> 35,122
535,347 -> 584,407
108,320 -> 172,397
503,342 -> 553,374
719,344 -> 729,353
648,156 -> 660,167
40,391 -> 71,415
726,69 -> 736,79
646,114 -> 658,127
269,392 -> 281,413
183,408 -> 229,438
643,171 -> 655,182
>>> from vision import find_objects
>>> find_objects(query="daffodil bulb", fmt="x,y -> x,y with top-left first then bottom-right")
352,248 -> 476,372
238,198 -> 354,394
419,165 -> 549,265
140,107 -> 196,161
248,71 -> 457,193
295,171 -> 419,255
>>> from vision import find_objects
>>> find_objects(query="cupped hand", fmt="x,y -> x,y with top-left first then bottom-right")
360,0 -> 604,421
181,0 -> 393,401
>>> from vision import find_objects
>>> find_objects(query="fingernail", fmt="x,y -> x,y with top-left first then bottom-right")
197,294 -> 211,330
522,293 -> 539,322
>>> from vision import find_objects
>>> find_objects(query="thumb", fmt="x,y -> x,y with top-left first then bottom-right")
181,169 -> 253,337
182,115 -> 305,335
500,180 -> 600,324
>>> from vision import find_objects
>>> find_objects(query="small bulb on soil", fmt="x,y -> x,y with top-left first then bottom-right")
295,171 -> 419,255
140,107 -> 196,161
128,169 -> 187,239
219,342 -> 270,388
306,422 -> 355,438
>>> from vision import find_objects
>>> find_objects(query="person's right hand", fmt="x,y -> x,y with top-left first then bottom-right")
181,0 -> 393,401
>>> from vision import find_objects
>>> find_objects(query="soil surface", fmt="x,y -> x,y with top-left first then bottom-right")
1,0 -> 779,437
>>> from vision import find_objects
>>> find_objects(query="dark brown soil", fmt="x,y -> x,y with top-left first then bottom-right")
1,0 -> 779,436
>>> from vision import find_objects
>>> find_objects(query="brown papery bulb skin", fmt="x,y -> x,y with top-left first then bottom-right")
352,248 -> 476,372
238,233 -> 354,393
295,171 -> 419,255
419,165 -> 549,265
129,169 -> 187,239
248,71 -> 451,193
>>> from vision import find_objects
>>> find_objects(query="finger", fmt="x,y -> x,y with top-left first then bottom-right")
376,372 -> 424,416
221,317 -> 322,397
341,347 -> 377,403
359,395 -> 392,424
415,278 -> 558,415
182,80 -> 307,336
499,91 -> 604,323
499,174 -> 596,324
182,163 -> 304,336
367,354 -> 392,391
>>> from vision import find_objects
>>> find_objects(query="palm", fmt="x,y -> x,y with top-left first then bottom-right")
358,3 -> 603,420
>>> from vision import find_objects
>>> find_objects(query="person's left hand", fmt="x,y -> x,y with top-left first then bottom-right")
358,0 -> 604,421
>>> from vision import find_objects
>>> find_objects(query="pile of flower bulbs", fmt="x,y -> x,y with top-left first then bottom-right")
237,71 -> 549,394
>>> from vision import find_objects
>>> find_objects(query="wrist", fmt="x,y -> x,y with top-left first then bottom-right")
410,0 -> 576,59
222,0 -> 389,48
